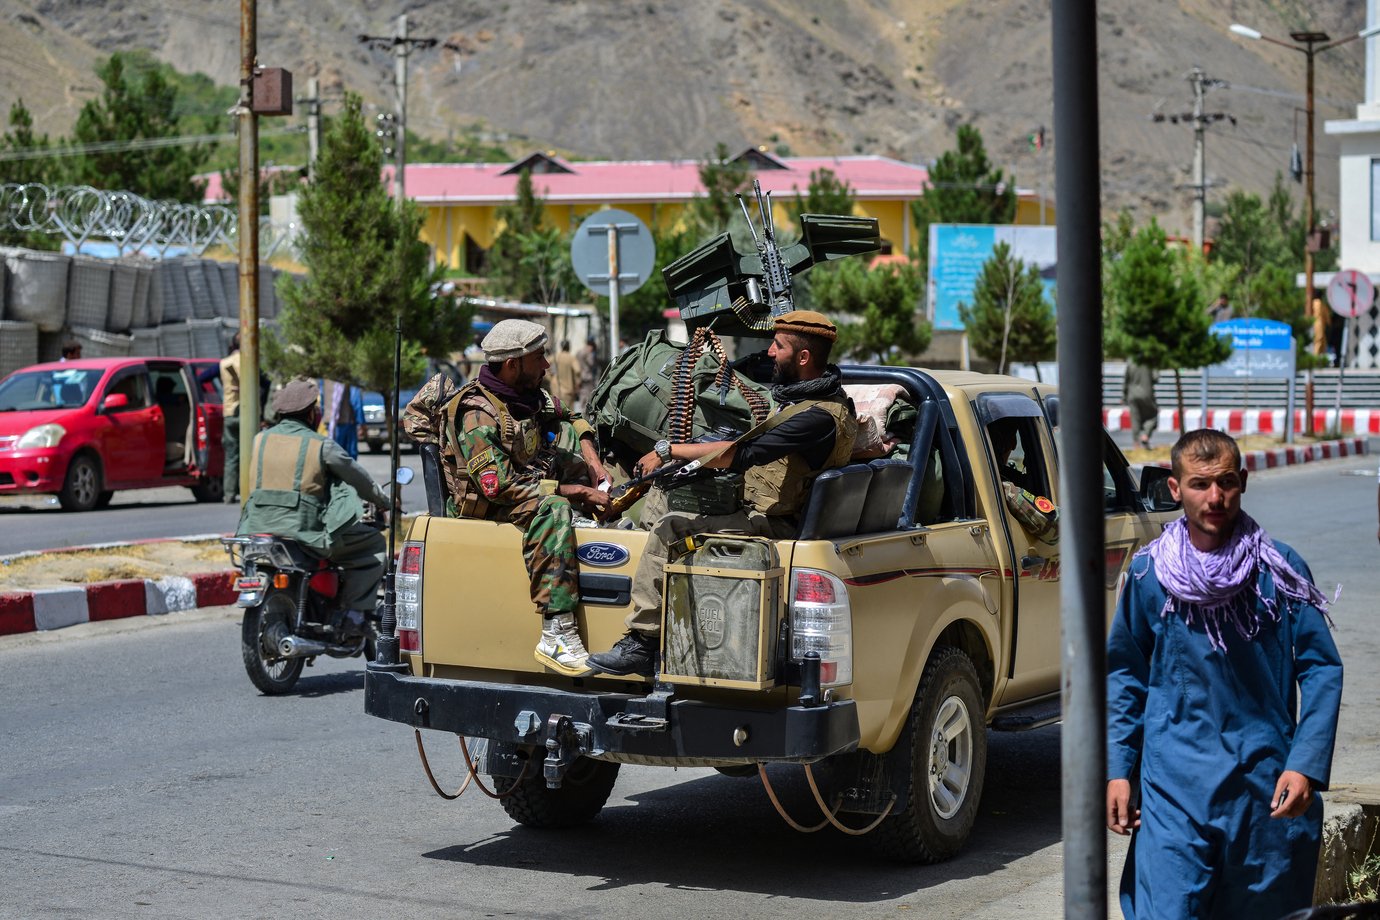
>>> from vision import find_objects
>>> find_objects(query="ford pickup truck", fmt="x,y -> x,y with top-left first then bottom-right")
364,364 -> 1179,862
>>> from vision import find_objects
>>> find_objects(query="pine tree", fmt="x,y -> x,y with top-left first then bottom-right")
911,124 -> 1016,266
812,258 -> 931,365
788,167 -> 855,229
0,99 -> 59,249
265,92 -> 469,441
595,225 -> 698,339
689,142 -> 750,236
64,52 -> 211,201
959,241 -> 1056,376
1108,221 -> 1230,428
485,169 -> 576,304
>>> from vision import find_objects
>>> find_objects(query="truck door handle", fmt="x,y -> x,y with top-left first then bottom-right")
1020,554 -> 1046,573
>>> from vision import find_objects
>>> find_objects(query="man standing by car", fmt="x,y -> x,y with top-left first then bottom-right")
441,320 -> 611,675
588,310 -> 857,678
238,378 -> 394,639
219,333 -> 243,503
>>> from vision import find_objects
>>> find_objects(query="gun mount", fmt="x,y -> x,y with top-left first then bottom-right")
661,182 -> 881,339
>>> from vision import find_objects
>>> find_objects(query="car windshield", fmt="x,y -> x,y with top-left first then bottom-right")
0,368 -> 103,411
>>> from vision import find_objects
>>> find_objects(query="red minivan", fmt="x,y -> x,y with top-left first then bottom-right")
0,357 -> 225,511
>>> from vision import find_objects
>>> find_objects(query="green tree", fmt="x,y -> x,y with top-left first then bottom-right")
958,241 -> 1056,376
485,169 -> 577,304
911,124 -> 1016,267
812,258 -> 931,365
595,226 -> 698,339
64,52 -> 211,201
0,99 -> 60,249
1107,221 -> 1229,428
265,92 -> 469,440
688,142 -> 751,236
789,167 -> 855,228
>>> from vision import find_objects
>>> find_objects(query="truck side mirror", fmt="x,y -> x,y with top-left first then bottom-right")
1138,465 -> 1180,513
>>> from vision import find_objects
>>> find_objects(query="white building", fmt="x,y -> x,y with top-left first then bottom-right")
1323,0 -> 1380,368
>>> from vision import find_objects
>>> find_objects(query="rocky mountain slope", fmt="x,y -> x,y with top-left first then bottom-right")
2,0 -> 1370,234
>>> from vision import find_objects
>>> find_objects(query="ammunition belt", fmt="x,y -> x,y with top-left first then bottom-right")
667,327 -> 771,444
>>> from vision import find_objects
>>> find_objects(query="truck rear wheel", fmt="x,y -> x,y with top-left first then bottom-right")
495,757 -> 619,829
875,646 -> 987,863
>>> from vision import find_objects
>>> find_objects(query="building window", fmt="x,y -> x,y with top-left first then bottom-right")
1372,159 -> 1380,241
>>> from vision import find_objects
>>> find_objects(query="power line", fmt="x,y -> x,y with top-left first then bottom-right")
0,125 -> 305,163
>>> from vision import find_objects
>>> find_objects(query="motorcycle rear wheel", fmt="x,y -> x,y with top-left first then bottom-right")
241,592 -> 305,694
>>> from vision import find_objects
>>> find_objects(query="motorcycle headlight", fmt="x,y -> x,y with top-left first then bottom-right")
17,423 -> 65,449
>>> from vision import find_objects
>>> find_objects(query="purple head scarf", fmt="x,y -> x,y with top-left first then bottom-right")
1139,512 -> 1332,651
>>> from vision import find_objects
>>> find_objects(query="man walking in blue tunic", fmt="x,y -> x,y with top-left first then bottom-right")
1106,429 -> 1342,919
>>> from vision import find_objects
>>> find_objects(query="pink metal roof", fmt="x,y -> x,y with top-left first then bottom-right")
201,155 -> 928,205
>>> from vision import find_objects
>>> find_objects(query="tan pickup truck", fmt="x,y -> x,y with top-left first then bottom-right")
365,365 -> 1179,862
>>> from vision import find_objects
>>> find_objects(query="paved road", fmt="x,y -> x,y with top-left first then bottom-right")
1,455 -> 1375,917
0,453 -> 424,555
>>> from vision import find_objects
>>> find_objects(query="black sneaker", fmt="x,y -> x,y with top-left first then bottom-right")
587,631 -> 656,678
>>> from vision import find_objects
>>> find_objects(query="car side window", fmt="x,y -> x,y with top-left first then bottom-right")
986,416 -> 1054,499
104,370 -> 150,412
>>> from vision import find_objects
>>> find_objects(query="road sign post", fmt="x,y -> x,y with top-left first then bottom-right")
1326,269 -> 1375,420
571,209 -> 654,359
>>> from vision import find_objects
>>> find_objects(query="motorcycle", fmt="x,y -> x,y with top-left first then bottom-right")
222,469 -> 412,694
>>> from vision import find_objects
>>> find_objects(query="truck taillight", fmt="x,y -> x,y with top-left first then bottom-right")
397,541 -> 423,654
789,568 -> 852,688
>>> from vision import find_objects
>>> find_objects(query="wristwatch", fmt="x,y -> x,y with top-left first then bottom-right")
654,439 -> 673,463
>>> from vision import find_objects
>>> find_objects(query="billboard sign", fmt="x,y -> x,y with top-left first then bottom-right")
926,224 -> 1057,330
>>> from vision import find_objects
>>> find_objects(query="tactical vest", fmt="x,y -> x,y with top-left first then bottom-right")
238,422 -> 332,549
743,393 -> 857,516
446,382 -> 556,519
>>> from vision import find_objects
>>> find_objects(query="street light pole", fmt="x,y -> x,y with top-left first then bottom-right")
1229,21 -> 1379,433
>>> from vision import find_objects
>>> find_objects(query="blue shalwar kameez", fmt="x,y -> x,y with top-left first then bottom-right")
1107,542 -> 1342,920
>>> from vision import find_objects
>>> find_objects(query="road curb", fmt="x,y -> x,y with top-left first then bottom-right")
1139,436 -> 1369,472
0,569 -> 237,637
1104,407 -> 1380,436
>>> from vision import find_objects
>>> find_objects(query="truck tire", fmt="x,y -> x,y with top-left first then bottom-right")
875,646 -> 987,863
494,757 -> 620,829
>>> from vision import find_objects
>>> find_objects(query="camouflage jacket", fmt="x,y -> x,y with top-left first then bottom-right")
404,374 -> 591,518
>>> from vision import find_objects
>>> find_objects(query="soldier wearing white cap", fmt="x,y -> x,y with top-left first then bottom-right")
417,319 -> 611,675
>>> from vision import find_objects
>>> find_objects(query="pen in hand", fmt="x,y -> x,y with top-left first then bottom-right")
1275,789 -> 1288,811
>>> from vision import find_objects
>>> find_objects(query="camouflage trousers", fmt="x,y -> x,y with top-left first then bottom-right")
626,487 -> 796,637
494,494 -> 580,616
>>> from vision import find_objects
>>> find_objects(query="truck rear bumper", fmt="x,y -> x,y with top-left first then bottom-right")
364,668 -> 860,763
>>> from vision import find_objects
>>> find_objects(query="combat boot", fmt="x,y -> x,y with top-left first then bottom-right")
588,630 -> 656,678
534,612 -> 591,676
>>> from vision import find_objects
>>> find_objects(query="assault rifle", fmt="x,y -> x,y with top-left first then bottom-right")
601,425 -> 741,521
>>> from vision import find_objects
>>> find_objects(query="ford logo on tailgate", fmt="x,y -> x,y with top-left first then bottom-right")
577,542 -> 630,567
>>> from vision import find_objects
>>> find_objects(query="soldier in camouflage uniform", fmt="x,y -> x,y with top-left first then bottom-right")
403,320 -> 610,675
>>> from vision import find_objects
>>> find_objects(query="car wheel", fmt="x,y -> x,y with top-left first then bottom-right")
873,647 -> 987,863
190,476 -> 224,503
57,453 -> 103,512
94,491 -> 114,509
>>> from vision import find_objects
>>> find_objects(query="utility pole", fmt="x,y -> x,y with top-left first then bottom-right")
1152,67 -> 1232,254
236,0 -> 260,504
359,15 -> 446,208
304,76 -> 321,182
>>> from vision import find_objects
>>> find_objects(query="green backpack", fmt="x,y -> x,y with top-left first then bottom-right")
586,327 -> 774,464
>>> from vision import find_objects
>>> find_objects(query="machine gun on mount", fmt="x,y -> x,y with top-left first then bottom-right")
585,193 -> 881,495
661,180 -> 882,338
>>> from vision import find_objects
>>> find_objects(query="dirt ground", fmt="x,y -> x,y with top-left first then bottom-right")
0,539 -> 231,593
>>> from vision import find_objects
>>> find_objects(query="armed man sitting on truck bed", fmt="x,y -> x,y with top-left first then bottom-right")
414,319 -> 612,676
588,310 -> 858,678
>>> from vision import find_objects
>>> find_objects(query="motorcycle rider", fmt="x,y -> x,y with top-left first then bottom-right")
237,377 -> 393,639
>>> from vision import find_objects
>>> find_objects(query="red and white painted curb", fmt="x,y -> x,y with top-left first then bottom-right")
1104,407 -> 1380,435
0,570 -> 237,636
1138,437 -> 1369,472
